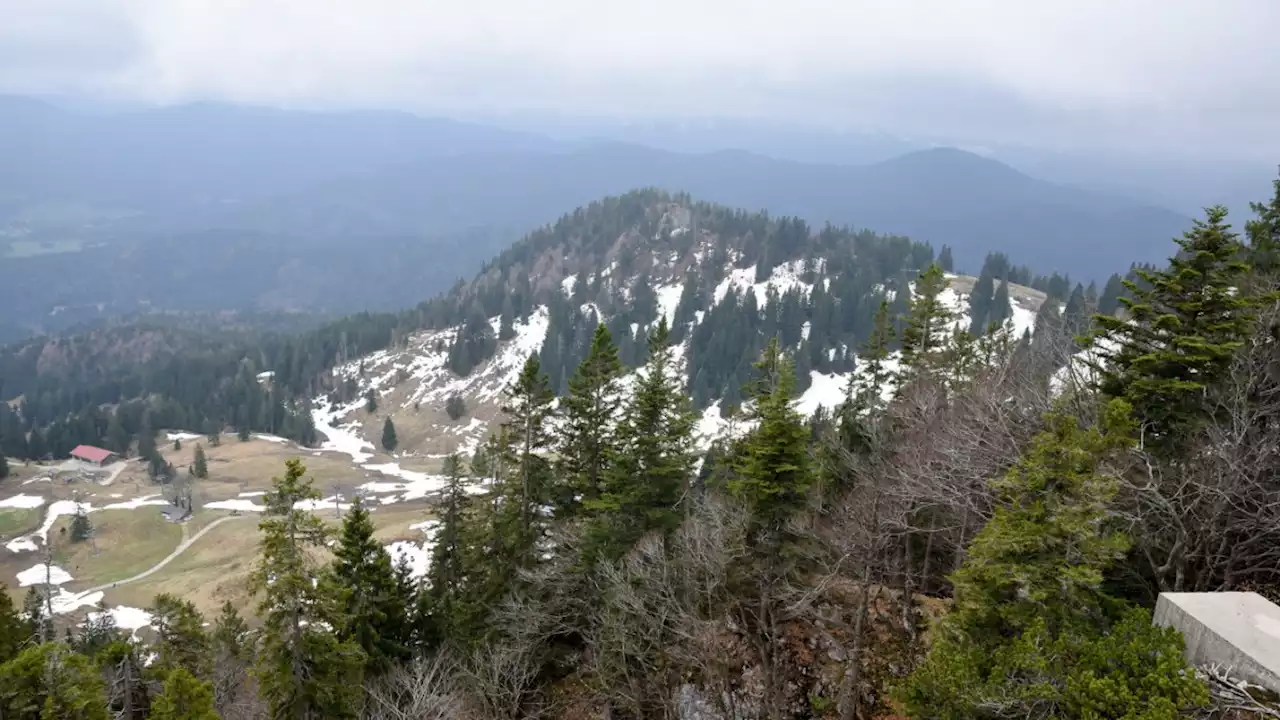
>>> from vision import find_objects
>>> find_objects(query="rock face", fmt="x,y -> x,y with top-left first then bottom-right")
1154,592 -> 1280,692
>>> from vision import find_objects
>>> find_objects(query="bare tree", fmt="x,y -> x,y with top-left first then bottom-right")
366,655 -> 465,720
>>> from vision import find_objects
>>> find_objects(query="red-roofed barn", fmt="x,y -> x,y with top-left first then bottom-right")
70,445 -> 118,467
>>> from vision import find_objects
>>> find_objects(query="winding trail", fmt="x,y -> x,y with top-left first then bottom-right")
80,515 -> 243,595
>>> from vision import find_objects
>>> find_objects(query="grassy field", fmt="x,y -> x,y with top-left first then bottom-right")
51,509 -> 183,588
0,508 -> 40,537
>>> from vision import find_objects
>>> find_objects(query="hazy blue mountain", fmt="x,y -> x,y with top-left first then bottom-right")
226,143 -> 1188,280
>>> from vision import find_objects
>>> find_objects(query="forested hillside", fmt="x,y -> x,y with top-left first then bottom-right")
0,175 -> 1278,718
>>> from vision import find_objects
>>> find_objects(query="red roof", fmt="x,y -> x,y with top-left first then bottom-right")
70,445 -> 115,463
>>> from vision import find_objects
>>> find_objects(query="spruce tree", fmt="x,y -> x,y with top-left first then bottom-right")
148,594 -> 209,678
968,266 -> 995,335
252,459 -> 364,719
497,354 -> 557,569
937,245 -> 955,273
380,417 -> 398,452
211,601 -> 251,716
70,509 -> 92,543
0,643 -> 109,720
327,495 -> 409,678
555,323 -> 624,514
0,455 -> 7,481
1097,273 -> 1127,316
590,318 -> 696,560
898,264 -> 955,390
1246,170 -> 1280,277
147,667 -> 218,720
838,301 -> 894,455
192,444 -> 208,479
1093,206 -> 1255,452
427,453 -> 470,639
0,585 -> 28,661
364,389 -> 378,414
990,276 -> 1011,326
137,415 -> 158,466
900,401 -> 1207,719
729,339 -> 814,530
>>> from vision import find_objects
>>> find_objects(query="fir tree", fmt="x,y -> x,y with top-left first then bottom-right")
898,264 -> 955,390
900,401 -> 1208,719
148,594 -> 209,678
729,339 -> 814,531
427,453 -> 470,639
938,245 -> 955,273
555,323 -> 624,514
1098,273 -> 1127,316
0,585 -> 29,661
380,417 -> 398,452
590,318 -> 697,560
364,389 -> 378,414
252,459 -> 364,719
327,495 -> 409,678
497,354 -> 557,569
1093,206 -> 1256,452
137,415 -> 158,466
192,444 -> 208,479
445,394 -> 467,421
1246,170 -> 1280,277
990,276 -> 1011,327
70,509 -> 92,543
147,667 -> 218,720
968,266 -> 995,335
0,455 -> 7,481
838,301 -> 894,455
0,643 -> 109,720
211,601 -> 251,716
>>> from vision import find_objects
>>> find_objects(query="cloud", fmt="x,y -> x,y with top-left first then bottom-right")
1,0 -> 1277,156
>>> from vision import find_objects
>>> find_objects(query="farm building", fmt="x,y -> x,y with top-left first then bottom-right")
69,445 -> 119,467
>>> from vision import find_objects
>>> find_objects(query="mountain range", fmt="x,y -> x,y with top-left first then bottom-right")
0,96 -> 1191,343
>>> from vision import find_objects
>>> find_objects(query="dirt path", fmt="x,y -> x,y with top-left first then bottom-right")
81,515 -> 242,595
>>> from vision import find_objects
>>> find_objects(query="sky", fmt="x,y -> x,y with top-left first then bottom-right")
1,0 -> 1278,160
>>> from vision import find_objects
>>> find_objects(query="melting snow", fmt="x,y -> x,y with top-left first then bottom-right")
253,434 -> 290,444
206,499 -> 265,513
101,495 -> 168,510
386,541 -> 431,580
0,494 -> 45,509
656,283 -> 683,327
237,491 -> 266,498
166,432 -> 203,442
6,538 -> 36,553
93,605 -> 153,633
796,371 -> 850,417
51,589 -> 103,615
17,564 -> 72,586
561,276 -> 577,296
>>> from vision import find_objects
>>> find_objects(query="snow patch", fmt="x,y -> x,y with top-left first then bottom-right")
386,540 -> 431,580
51,589 -> 103,615
796,371 -> 850,417
253,434 -> 290,444
561,276 -> 577,296
17,564 -> 73,587
656,283 -> 683,327
101,494 -> 168,510
206,499 -> 265,513
0,494 -> 45,509
5,538 -> 36,553
166,432 -> 203,442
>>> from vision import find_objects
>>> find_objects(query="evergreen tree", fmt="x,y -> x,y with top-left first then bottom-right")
427,453 -> 470,640
968,266 -> 995,335
590,318 -> 697,560
106,413 -> 129,456
445,394 -> 467,421
0,455 -> 7,481
729,339 -> 814,530
364,389 -> 378,414
0,585 -> 30,661
1063,282 -> 1089,336
137,415 -> 158,466
497,354 -> 557,569
211,601 -> 252,716
898,264 -> 955,389
937,245 -> 954,273
990,276 -> 1011,326
172,438 -> 181,452
1093,206 -> 1256,452
148,594 -> 209,678
900,401 -> 1207,719
0,643 -> 109,720
327,496 -> 409,678
555,323 -> 624,514
192,444 -> 208,479
70,509 -> 92,543
838,301 -> 894,455
252,459 -> 364,719
380,417 -> 398,452
1246,170 -> 1280,277
1098,273 -> 1127,316
147,668 -> 218,720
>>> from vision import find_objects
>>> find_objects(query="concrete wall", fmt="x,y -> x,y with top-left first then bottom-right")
1154,592 -> 1280,692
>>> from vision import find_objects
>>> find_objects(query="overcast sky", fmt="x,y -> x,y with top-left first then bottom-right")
2,0 -> 1277,159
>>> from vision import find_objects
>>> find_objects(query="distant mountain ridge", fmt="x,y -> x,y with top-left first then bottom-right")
227,142 -> 1188,280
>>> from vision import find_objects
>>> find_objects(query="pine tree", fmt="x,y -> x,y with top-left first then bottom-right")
0,455 -> 7,481
427,454 -> 469,639
364,389 -> 378,414
326,495 -> 409,678
1246,170 -> 1280,278
968,266 -> 995,335
1063,282 -> 1089,337
137,415 -> 158,466
192,444 -> 208,479
1093,206 -> 1256,452
0,585 -> 29,661
900,400 -> 1208,719
380,417 -> 398,452
106,413 -> 129,456
590,318 -> 696,560
838,301 -> 894,455
252,459 -> 364,719
147,667 -> 218,720
148,594 -> 209,678
497,354 -> 557,569
1097,273 -> 1127,316
0,643 -> 109,720
898,264 -> 955,389
555,323 -> 624,514
211,601 -> 251,716
445,394 -> 467,421
70,509 -> 92,543
990,276 -> 1011,326
938,245 -> 955,273
729,339 -> 814,531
